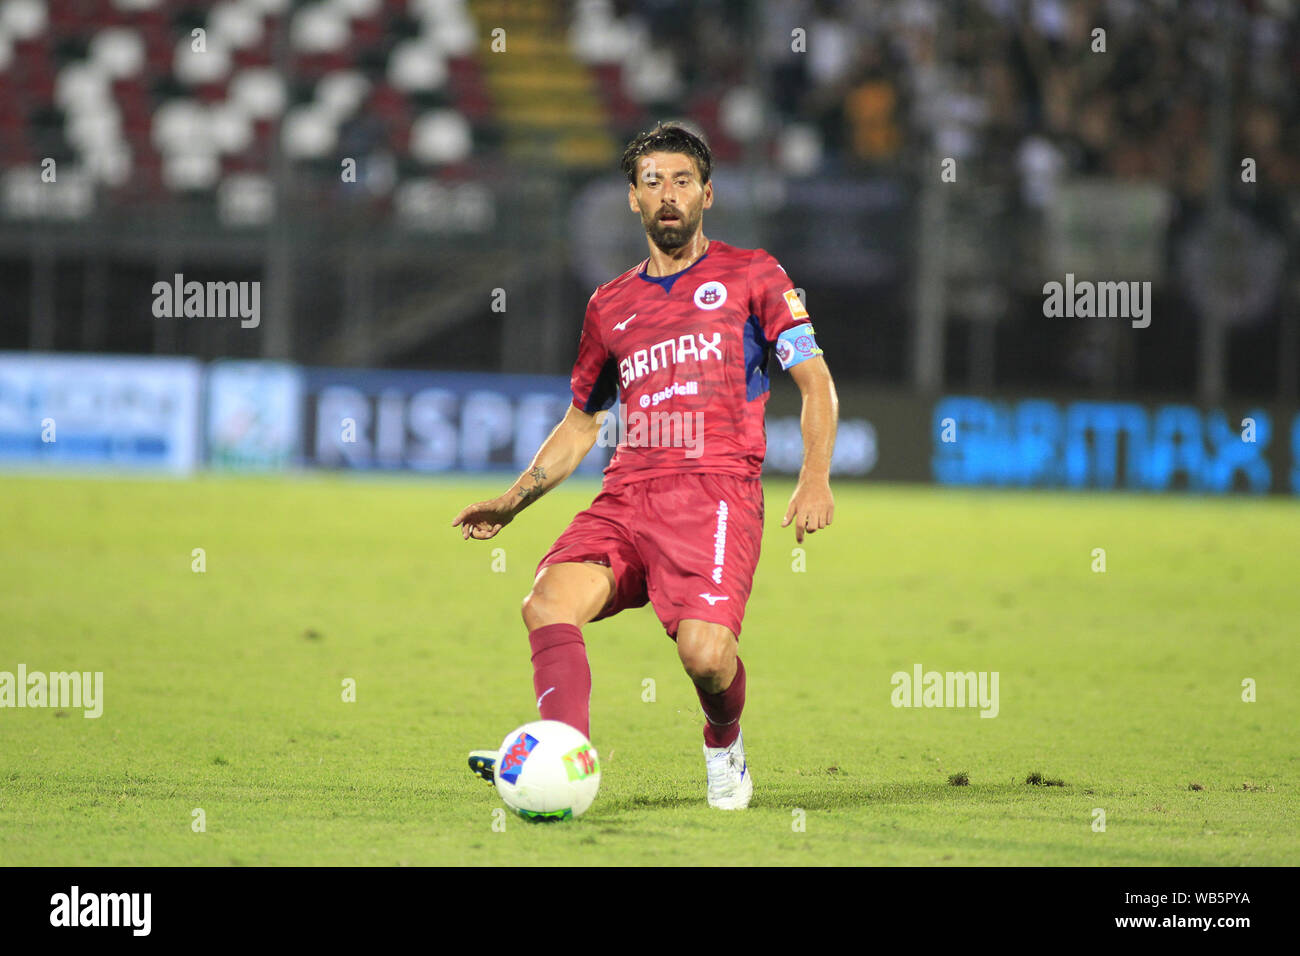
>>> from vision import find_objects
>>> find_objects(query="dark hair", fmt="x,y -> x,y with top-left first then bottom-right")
621,122 -> 713,185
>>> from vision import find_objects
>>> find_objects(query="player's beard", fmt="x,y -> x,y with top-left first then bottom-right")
642,203 -> 702,253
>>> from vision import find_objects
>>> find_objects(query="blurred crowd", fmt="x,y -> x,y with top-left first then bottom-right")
601,0 -> 1300,205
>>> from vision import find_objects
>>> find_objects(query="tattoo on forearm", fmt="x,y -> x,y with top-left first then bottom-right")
517,466 -> 548,504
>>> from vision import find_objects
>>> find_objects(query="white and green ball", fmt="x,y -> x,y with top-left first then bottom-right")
494,720 -> 601,822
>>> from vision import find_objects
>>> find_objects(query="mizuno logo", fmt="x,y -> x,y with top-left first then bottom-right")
699,593 -> 729,606
613,313 -> 637,331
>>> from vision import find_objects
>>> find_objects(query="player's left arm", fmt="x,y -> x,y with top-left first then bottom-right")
781,355 -> 838,543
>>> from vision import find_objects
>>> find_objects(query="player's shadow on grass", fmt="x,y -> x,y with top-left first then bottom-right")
598,793 -> 704,812
585,782 -> 1045,814
770,780 -> 1033,810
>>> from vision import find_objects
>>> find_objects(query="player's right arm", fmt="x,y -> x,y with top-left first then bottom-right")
454,290 -> 615,540
452,404 -> 605,540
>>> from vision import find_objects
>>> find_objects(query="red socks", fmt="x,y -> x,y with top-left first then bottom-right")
528,623 -> 591,739
696,657 -> 746,748
528,624 -> 745,749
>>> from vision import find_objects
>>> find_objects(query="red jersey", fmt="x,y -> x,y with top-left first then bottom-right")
570,239 -> 823,486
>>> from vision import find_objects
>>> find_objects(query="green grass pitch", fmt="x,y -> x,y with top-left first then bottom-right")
1,473 -> 1296,866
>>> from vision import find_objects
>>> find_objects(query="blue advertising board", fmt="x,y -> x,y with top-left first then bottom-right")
206,361 -> 304,470
301,367 -> 610,475
933,396 -> 1295,494
0,353 -> 201,474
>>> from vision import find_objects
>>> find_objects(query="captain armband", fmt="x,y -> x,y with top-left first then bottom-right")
773,324 -> 823,371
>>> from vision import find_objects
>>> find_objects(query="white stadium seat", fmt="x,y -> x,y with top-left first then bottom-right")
281,104 -> 338,159
410,109 -> 472,164
90,28 -> 146,81
3,165 -> 94,219
1,0 -> 48,41
387,39 -> 448,92
209,103 -> 255,154
431,14 -> 476,56
243,0 -> 291,15
718,86 -> 764,143
217,173 -> 275,226
334,0 -> 382,18
67,107 -> 124,155
409,0 -> 463,21
84,143 -> 133,187
230,68 -> 288,119
569,0 -> 637,64
622,47 -> 682,103
776,124 -> 823,177
163,150 -> 221,191
174,36 -> 233,85
291,4 -> 350,54
152,100 -> 212,154
55,62 -> 113,112
315,70 -> 370,121
209,3 -> 266,52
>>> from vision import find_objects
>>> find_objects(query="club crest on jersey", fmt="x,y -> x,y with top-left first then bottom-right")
693,281 -> 728,311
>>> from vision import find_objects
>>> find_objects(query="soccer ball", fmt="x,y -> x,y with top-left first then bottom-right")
494,720 -> 601,822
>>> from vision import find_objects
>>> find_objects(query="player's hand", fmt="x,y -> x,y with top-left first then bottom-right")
452,496 -> 516,540
781,476 -> 833,544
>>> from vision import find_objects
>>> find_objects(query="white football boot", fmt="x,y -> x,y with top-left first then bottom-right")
704,729 -> 753,809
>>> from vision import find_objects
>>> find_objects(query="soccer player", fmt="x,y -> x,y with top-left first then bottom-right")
453,123 -> 837,809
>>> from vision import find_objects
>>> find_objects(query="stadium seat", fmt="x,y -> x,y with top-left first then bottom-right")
0,0 -> 767,210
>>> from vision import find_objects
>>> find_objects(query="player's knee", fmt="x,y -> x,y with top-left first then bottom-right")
520,588 -> 554,630
677,633 -> 733,683
522,563 -> 613,631
521,581 -> 579,631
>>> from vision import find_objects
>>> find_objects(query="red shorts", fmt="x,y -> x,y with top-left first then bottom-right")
536,473 -> 765,639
